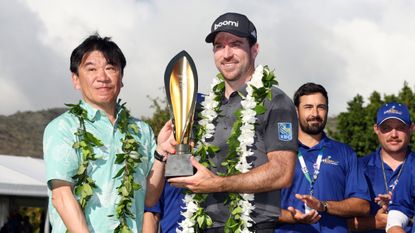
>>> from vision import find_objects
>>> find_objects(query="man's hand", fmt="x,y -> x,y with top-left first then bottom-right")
287,206 -> 321,224
168,156 -> 221,193
170,150 -> 296,194
375,205 -> 388,229
295,194 -> 324,212
156,120 -> 177,159
142,212 -> 160,233
374,192 -> 392,208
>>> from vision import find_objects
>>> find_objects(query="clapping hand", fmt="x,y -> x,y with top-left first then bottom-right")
374,192 -> 392,208
287,206 -> 321,224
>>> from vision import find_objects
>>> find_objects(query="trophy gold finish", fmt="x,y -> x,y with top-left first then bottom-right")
164,50 -> 198,178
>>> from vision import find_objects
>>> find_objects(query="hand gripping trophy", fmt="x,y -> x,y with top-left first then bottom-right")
164,51 -> 198,178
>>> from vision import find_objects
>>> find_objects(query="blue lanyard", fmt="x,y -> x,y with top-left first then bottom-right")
298,148 -> 324,196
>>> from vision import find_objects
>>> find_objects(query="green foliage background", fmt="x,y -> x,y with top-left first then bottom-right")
329,82 -> 415,156
1,83 -> 413,231
141,96 -> 170,136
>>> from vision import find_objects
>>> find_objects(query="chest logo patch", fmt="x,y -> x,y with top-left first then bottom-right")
322,156 -> 339,165
278,122 -> 293,141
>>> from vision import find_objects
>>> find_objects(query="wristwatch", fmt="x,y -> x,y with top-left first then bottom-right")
320,201 -> 328,213
154,150 -> 165,162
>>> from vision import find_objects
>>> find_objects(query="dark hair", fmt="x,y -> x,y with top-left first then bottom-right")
293,82 -> 328,107
213,34 -> 257,47
70,34 -> 126,76
247,37 -> 256,47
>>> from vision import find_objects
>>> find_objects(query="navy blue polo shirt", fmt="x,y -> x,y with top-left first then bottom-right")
144,181 -> 184,233
389,150 -> 415,233
277,133 -> 370,233
359,148 -> 414,233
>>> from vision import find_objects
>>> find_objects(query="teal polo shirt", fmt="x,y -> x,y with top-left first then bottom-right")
44,100 -> 155,233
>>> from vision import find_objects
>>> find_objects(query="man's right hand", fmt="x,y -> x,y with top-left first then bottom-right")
287,206 -> 321,224
374,192 -> 392,208
156,120 -> 177,158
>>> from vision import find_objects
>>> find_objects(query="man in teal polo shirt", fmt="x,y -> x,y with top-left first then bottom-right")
44,34 -> 174,233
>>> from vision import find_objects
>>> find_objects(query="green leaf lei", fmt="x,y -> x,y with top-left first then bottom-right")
190,66 -> 278,232
182,76 -> 224,232
66,100 -> 142,233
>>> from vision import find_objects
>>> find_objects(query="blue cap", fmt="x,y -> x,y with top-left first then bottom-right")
376,102 -> 411,126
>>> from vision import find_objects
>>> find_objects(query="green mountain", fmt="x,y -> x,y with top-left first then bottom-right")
0,108 -> 339,159
0,108 -> 66,158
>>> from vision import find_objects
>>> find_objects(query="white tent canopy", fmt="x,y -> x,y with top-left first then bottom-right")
0,154 -> 48,229
0,154 -> 47,197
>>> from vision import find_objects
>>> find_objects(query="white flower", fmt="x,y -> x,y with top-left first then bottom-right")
240,193 -> 255,201
241,99 -> 256,110
178,193 -> 199,232
210,76 -> 221,87
205,123 -> 215,131
230,66 -> 268,231
241,228 -> 251,233
179,66 -> 271,232
249,65 -> 264,88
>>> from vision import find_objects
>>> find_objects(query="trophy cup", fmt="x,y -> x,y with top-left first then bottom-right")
164,50 -> 198,178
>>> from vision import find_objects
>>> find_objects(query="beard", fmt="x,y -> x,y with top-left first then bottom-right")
300,116 -> 327,135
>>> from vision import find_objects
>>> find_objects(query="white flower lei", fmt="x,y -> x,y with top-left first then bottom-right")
178,65 -> 268,233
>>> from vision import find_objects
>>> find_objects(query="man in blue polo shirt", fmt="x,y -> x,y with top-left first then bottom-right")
349,102 -> 414,233
276,82 -> 370,233
382,105 -> 415,233
143,181 -> 184,233
142,94 -> 205,233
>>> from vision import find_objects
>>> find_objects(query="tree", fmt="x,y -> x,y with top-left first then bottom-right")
141,96 -> 170,136
332,82 -> 415,156
331,95 -> 372,156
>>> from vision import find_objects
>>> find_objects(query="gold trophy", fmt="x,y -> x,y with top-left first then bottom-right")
164,50 -> 197,178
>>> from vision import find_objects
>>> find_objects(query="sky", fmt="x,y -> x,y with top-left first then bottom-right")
1,0 -> 414,118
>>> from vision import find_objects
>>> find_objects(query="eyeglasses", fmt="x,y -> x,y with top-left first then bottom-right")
378,124 -> 409,134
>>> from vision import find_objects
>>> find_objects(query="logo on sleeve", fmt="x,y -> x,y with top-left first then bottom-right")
278,122 -> 292,141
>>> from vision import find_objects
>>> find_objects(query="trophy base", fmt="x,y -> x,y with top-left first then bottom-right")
165,153 -> 194,178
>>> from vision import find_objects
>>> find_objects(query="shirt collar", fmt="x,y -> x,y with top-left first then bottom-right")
299,132 -> 331,150
369,146 -> 414,168
238,83 -> 248,96
80,100 -> 122,122
366,147 -> 383,168
79,100 -> 100,121
221,83 -> 248,103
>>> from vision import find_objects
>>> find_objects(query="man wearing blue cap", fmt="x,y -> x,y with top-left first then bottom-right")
349,102 -> 414,233
382,103 -> 415,233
